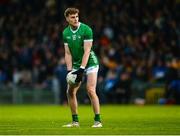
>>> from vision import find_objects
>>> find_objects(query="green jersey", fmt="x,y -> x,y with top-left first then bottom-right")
63,22 -> 99,69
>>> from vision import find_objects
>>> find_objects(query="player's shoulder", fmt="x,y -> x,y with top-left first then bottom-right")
80,22 -> 92,31
63,26 -> 70,35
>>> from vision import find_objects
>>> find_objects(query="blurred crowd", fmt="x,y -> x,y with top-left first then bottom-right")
0,0 -> 179,104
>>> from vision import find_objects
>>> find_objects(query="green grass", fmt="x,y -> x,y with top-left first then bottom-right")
0,105 -> 180,135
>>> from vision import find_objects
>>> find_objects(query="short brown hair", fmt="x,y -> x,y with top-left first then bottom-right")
64,8 -> 79,17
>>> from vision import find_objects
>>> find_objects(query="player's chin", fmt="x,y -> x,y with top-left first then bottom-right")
73,23 -> 78,27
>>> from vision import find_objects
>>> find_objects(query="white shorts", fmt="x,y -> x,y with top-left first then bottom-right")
73,65 -> 99,75
85,65 -> 99,75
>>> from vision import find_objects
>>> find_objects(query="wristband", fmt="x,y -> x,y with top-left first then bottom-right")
80,66 -> 85,69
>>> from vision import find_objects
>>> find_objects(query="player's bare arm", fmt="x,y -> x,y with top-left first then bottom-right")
81,41 -> 92,68
64,45 -> 72,71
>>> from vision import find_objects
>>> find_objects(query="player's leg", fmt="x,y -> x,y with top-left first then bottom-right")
86,68 -> 102,127
86,72 -> 100,114
62,83 -> 81,127
67,83 -> 81,115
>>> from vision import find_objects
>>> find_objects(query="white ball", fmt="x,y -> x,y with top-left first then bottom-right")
66,71 -> 77,85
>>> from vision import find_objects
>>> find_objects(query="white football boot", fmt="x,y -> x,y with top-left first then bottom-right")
62,121 -> 80,128
91,121 -> 102,128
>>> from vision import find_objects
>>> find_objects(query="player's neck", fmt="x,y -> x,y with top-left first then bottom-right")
69,22 -> 81,33
71,25 -> 78,30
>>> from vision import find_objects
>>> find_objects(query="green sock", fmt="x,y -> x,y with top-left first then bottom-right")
72,114 -> 79,122
94,114 -> 101,122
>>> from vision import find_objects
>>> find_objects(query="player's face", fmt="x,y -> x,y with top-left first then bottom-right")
66,13 -> 79,28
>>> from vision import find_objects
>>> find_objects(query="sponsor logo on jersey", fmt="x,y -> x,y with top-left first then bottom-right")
66,36 -> 71,39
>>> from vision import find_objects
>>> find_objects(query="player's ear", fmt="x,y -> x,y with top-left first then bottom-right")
65,16 -> 69,22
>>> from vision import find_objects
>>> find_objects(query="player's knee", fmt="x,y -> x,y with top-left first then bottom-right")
87,87 -> 96,97
88,91 -> 96,98
87,85 -> 95,92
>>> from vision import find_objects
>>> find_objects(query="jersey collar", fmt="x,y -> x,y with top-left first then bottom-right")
70,22 -> 81,33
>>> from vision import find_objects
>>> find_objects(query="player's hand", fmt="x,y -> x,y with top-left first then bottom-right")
72,68 -> 85,82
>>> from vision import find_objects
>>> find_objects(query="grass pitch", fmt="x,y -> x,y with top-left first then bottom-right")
0,105 -> 180,135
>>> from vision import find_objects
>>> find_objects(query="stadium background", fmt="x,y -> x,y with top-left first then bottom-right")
0,0 -> 179,105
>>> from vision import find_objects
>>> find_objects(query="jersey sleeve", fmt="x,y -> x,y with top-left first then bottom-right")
62,31 -> 68,46
84,26 -> 93,42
